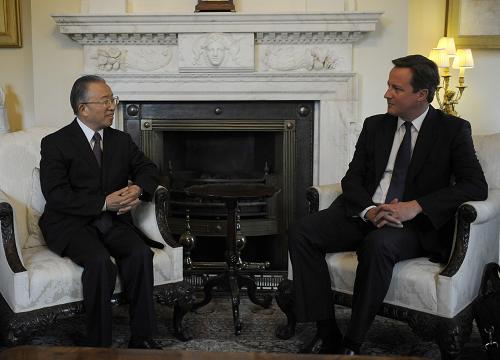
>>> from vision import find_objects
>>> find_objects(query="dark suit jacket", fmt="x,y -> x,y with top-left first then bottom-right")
39,120 -> 160,256
338,106 -> 488,261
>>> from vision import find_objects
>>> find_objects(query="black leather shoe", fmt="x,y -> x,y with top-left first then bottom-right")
298,335 -> 338,354
336,346 -> 358,356
128,337 -> 163,349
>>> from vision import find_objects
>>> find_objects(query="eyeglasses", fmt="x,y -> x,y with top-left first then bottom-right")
81,96 -> 119,107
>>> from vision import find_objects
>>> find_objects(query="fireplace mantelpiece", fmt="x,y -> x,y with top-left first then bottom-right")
53,10 -> 382,185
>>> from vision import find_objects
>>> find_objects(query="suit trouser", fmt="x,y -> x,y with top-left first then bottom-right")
63,221 -> 156,347
288,200 -> 424,343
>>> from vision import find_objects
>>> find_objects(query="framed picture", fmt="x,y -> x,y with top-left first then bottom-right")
0,0 -> 22,48
446,0 -> 500,48
195,0 -> 235,12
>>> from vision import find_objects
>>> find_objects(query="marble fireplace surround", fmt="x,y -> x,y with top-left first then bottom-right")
53,11 -> 382,184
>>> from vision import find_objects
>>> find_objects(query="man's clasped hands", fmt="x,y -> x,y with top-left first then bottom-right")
105,184 -> 143,215
365,199 -> 423,229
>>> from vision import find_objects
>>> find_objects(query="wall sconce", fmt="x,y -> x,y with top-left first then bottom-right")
428,37 -> 474,117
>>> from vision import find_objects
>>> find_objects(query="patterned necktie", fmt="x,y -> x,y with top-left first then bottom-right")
385,121 -> 412,203
92,132 -> 102,167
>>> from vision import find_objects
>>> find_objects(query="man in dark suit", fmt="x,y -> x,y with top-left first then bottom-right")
39,75 -> 162,349
288,55 -> 488,355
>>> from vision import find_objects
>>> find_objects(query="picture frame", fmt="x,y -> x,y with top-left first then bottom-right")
195,0 -> 235,12
446,0 -> 500,49
0,0 -> 22,48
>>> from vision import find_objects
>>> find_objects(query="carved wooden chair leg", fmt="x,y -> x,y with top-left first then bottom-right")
173,302 -> 193,341
275,279 -> 297,339
154,281 -> 195,342
435,311 -> 473,360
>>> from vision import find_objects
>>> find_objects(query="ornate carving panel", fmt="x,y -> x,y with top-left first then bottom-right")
258,44 -> 351,72
84,45 -> 176,73
178,33 -> 254,73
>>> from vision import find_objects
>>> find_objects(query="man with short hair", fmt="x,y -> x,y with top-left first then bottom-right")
288,55 -> 488,355
39,75 -> 162,349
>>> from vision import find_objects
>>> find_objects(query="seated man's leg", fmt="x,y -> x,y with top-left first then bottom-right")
63,226 -> 117,347
102,222 -> 156,342
288,200 -> 369,350
344,226 -> 424,352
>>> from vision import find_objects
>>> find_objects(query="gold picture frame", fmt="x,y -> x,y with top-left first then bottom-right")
446,0 -> 500,49
0,0 -> 22,48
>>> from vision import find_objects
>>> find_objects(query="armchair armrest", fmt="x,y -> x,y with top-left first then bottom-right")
132,186 -> 181,249
440,189 -> 500,277
0,191 -> 26,274
306,183 -> 342,214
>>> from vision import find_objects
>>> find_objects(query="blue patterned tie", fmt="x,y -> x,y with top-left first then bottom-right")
385,121 -> 412,203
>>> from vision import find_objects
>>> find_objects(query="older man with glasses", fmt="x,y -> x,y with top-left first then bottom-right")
39,75 -> 163,349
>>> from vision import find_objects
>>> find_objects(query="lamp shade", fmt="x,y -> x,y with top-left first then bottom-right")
452,49 -> 474,69
437,37 -> 457,57
428,48 -> 449,68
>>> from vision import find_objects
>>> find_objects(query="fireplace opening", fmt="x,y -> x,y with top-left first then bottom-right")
164,130 -> 279,220
123,101 -> 313,284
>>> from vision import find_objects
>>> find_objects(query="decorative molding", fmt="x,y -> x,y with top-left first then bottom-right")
53,12 -> 382,45
69,33 -> 178,45
255,31 -> 364,44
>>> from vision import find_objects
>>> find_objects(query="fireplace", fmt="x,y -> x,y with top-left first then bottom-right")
124,101 -> 313,276
54,9 -> 381,289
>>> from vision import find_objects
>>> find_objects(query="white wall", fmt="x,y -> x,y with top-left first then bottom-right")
0,0 -> 498,134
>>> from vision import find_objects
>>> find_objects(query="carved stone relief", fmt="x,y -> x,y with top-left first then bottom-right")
85,45 -> 176,73
178,33 -> 254,73
258,44 -> 351,72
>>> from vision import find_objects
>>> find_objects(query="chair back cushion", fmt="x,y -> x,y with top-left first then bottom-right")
473,133 -> 500,190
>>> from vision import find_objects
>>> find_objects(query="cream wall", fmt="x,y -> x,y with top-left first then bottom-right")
0,0 -> 34,131
31,0 -> 81,127
408,0 -> 500,135
0,0 -> 498,134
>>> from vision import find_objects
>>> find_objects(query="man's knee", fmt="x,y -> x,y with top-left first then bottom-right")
127,241 -> 154,263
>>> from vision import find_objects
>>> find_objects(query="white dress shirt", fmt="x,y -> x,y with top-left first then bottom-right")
77,118 -> 104,152
359,106 -> 429,220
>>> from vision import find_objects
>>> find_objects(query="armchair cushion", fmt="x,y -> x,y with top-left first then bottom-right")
16,243 -> 176,313
26,167 -> 46,248
326,253 -> 443,314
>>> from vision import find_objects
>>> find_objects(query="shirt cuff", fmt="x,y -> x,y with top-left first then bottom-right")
359,205 -> 376,221
102,200 -> 107,212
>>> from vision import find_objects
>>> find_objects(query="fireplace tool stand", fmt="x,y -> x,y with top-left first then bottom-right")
183,183 -> 279,335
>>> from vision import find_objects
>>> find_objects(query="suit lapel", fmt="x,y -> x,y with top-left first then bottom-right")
68,119 -> 100,171
374,115 -> 398,184
406,106 -> 439,183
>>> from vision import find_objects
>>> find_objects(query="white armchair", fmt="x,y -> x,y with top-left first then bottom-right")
0,128 -> 193,345
276,133 -> 500,360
